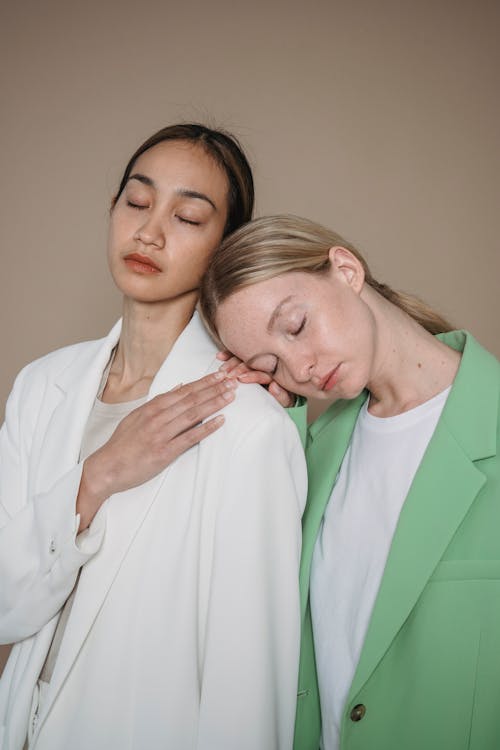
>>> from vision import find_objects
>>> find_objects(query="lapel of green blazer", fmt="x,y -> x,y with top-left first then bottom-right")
347,330 -> 499,701
299,393 -> 366,616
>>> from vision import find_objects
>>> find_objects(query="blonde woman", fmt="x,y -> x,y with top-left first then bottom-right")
200,214 -> 500,750
0,136 -> 306,750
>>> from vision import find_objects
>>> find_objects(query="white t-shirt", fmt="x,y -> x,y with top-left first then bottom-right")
311,387 -> 450,750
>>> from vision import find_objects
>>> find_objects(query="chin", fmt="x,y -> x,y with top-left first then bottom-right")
342,379 -> 368,401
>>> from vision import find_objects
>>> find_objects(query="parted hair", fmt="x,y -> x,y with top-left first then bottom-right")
200,214 -> 453,337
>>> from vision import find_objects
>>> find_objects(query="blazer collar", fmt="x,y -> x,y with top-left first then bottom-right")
53,312 -> 218,398
434,330 -> 498,460
148,310 -> 218,397
54,319 -> 122,394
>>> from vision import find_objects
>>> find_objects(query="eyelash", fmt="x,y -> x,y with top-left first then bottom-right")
292,316 -> 306,336
127,200 -> 147,210
126,201 -> 200,226
177,216 -> 201,226
269,317 -> 306,376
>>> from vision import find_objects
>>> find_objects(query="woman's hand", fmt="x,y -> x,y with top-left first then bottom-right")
77,372 -> 237,530
216,351 -> 296,409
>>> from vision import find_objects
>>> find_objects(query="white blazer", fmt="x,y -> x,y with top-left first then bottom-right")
0,313 -> 307,750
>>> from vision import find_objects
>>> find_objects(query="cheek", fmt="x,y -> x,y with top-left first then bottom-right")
216,322 -> 252,361
106,226 -> 118,265
183,229 -> 223,267
107,213 -> 129,254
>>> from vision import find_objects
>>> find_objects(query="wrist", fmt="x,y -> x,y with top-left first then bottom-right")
77,453 -> 112,530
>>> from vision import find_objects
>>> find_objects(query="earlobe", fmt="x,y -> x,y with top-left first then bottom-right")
328,246 -> 365,293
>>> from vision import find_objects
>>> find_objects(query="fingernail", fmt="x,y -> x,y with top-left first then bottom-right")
224,379 -> 237,389
223,390 -> 235,400
213,371 -> 225,380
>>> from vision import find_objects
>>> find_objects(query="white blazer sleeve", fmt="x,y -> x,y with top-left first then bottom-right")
197,409 -> 307,750
0,366 -> 105,644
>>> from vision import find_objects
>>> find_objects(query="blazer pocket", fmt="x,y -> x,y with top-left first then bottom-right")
430,559 -> 500,582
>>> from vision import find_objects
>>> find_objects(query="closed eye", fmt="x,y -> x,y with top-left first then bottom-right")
291,316 -> 306,336
177,215 -> 201,226
127,200 -> 148,210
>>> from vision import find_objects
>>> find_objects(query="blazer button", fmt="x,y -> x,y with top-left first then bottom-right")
350,704 -> 366,722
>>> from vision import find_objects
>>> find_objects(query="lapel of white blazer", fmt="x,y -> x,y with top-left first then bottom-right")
32,320 -> 122,495
347,331 -> 499,704
39,312 -> 218,729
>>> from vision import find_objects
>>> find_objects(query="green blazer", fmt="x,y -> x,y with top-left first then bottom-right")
291,331 -> 500,750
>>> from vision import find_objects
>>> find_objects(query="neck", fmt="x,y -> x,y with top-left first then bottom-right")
103,292 -> 198,402
365,289 -> 460,417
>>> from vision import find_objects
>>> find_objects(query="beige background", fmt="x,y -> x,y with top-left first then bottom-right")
1,0 -> 499,672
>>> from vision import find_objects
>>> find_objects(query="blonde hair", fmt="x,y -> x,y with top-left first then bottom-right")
200,214 -> 453,338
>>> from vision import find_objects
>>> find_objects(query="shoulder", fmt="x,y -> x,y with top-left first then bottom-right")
6,333 -> 112,416
218,382 -> 304,452
206,382 -> 308,509
440,330 -> 499,381
13,338 -> 102,389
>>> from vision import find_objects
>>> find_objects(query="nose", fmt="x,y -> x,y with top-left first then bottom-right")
289,352 -> 315,384
134,213 -> 165,249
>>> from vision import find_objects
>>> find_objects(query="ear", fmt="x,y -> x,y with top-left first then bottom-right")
327,246 -> 365,294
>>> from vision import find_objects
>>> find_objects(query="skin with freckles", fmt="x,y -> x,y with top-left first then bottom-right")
216,247 -> 461,417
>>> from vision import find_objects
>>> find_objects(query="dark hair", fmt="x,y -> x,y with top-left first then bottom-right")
113,123 -> 254,237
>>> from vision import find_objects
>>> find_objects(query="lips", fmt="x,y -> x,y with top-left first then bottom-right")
319,365 -> 341,392
124,252 -> 161,273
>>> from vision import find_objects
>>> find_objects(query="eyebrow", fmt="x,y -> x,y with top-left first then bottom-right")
176,188 -> 217,211
267,295 -> 294,332
128,174 -> 217,211
129,173 -> 154,188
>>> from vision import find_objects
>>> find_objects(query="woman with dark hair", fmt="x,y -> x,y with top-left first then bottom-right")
201,214 -> 500,750
0,132 -> 306,750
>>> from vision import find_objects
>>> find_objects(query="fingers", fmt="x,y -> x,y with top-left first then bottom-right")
235,370 -> 272,385
165,381 -> 237,436
218,357 -> 273,385
268,381 -> 296,408
146,374 -> 237,436
218,355 -> 246,375
165,414 -> 226,458
149,372 -> 231,411
216,350 -> 232,362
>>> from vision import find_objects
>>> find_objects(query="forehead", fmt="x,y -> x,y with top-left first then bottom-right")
132,140 -> 229,197
216,274 -> 306,350
224,273 -> 309,313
